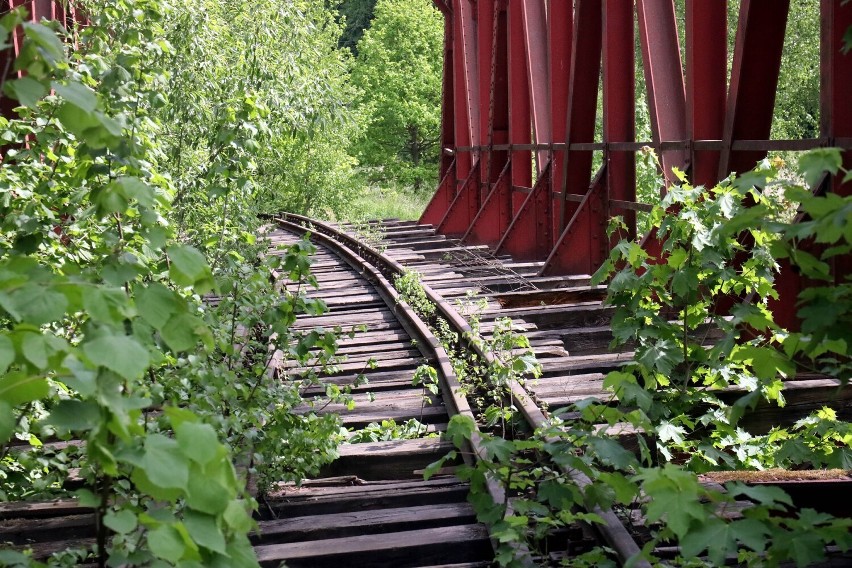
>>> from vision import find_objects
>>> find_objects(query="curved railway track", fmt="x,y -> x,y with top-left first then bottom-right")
2,214 -> 851,567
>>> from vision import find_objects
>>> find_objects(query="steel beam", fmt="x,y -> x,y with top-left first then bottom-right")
686,0 -> 727,187
421,160 -> 458,226
557,0 -> 601,231
437,2 -> 456,182
542,167 -> 608,275
463,160 -> 513,244
637,0 -> 687,182
508,0 -> 533,214
452,0 -> 481,182
718,0 -> 790,178
548,0 -> 573,234
496,162 -> 554,259
540,0 -> 603,275
521,0 -> 551,174
602,0 -> 636,241
437,160 -> 482,235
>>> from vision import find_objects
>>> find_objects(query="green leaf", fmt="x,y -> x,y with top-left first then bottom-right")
161,313 -> 204,353
0,401 -> 15,443
52,81 -> 98,112
136,283 -> 180,330
148,525 -> 186,563
798,148 -> 843,187
679,518 -> 735,564
83,335 -> 150,379
727,482 -> 793,508
4,76 -> 47,107
637,466 -> 705,539
186,474 -> 231,515
0,335 -> 14,374
789,530 -> 829,567
637,339 -> 680,376
143,434 -> 189,491
537,478 -> 579,509
114,177 -> 156,207
0,550 -> 30,567
47,400 -> 101,432
22,22 -> 65,62
587,436 -> 637,469
103,509 -> 137,535
6,285 -> 68,325
597,472 -> 639,505
175,422 -> 221,465
0,373 -> 47,406
168,245 -> 214,293
223,500 -> 254,534
21,333 -> 48,369
184,511 -> 227,555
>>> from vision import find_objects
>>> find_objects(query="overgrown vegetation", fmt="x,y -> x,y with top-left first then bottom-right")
432,151 -> 852,567
0,3 -> 358,565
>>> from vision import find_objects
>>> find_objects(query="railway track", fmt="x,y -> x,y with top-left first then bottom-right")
2,214 -> 851,567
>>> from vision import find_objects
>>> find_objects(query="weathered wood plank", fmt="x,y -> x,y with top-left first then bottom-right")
254,524 -> 491,568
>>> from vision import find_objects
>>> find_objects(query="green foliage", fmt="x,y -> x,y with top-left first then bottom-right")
0,5 -> 258,564
348,418 -> 434,443
430,149 -> 852,566
335,0 -> 378,55
0,2 -> 360,564
348,181 -> 431,222
773,0 -> 821,140
351,0 -> 443,192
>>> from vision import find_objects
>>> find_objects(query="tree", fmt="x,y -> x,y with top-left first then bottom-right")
351,0 -> 443,192
336,0 -> 378,55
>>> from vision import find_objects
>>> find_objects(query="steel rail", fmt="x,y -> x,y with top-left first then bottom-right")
274,213 -> 650,568
272,216 -> 536,566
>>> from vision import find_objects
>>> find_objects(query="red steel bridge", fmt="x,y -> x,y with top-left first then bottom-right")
422,0 -> 852,328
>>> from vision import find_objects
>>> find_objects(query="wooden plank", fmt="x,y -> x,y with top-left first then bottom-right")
0,513 -> 95,545
0,500 -> 88,520
321,439 -> 458,481
254,524 -> 491,568
253,503 -> 476,545
266,478 -> 471,517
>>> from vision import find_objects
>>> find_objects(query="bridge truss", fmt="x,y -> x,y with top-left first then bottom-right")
422,0 -> 852,326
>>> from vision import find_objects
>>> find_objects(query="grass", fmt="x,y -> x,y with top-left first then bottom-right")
345,182 -> 432,222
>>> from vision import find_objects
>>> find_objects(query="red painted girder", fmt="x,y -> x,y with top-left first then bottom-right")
452,0 -> 480,181
541,167 -> 608,275
602,0 -> 636,241
420,160 -> 458,226
548,0 -> 573,235
478,0 -> 496,157
718,0 -> 790,178
437,7 -> 456,182
463,160 -> 512,244
437,160 -> 482,235
822,0 -> 852,198
521,0 -> 551,174
686,0 -> 727,188
821,0 -> 851,284
637,0 -> 688,182
496,161 -> 554,260
508,0 -> 532,213
482,2 -> 510,196
557,0 -> 601,231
